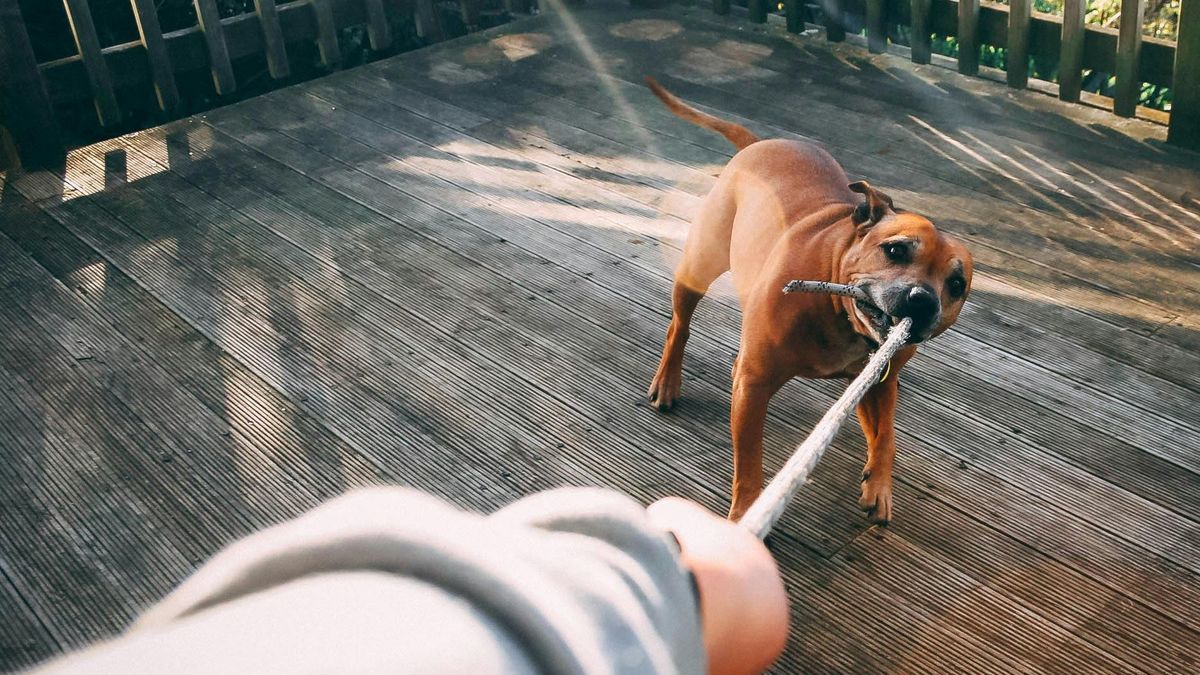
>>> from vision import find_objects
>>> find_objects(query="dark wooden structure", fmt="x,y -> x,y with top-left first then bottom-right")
1,2 -> 1199,671
2,0 -> 1200,171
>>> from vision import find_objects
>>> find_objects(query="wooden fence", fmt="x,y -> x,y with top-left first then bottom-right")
721,0 -> 1199,150
0,0 -> 526,170
1,0 -> 1197,172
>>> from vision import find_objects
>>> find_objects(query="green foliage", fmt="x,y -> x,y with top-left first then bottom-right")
922,1 -> 1177,112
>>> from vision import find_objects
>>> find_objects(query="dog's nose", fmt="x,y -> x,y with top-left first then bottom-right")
896,284 -> 939,321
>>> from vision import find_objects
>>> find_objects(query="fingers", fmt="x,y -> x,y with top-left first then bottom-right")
647,499 -> 789,675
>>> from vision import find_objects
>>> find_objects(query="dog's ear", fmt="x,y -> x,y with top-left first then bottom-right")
849,181 -> 895,231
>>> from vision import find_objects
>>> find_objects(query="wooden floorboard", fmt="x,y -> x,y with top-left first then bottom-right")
2,3 -> 1198,672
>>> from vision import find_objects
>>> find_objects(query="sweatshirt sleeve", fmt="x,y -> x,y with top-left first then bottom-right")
32,487 -> 705,675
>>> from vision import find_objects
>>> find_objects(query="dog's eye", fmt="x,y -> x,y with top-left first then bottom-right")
881,242 -> 909,263
947,276 -> 966,298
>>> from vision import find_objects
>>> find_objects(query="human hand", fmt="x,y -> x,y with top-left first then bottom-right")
647,498 -> 788,675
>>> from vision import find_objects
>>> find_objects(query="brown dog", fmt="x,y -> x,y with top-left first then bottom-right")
645,78 -> 973,523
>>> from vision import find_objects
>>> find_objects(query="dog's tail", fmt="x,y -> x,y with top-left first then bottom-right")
645,76 -> 759,151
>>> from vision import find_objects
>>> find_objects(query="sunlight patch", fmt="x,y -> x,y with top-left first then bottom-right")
494,33 -> 553,61
66,259 -> 107,297
428,61 -> 491,85
609,19 -> 682,41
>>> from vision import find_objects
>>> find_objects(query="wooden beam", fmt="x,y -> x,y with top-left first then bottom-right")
459,0 -> 482,29
1006,0 -> 1030,88
866,0 -> 886,53
129,0 -> 180,112
311,0 -> 342,67
1113,0 -> 1144,117
193,0 -> 237,95
1168,0 -> 1200,150
363,0 -> 392,49
748,0 -> 768,23
823,0 -> 845,42
909,0 -> 931,64
254,0 -> 291,79
1058,0 -> 1085,102
62,0 -> 122,126
957,0 -> 980,75
784,0 -> 803,33
415,0 -> 443,41
0,0 -> 64,168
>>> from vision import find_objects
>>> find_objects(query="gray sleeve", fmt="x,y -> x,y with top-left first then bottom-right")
31,487 -> 705,675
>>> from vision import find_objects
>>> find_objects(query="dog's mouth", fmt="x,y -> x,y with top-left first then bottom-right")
852,298 -> 893,345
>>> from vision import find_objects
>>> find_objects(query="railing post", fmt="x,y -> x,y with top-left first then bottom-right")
0,0 -> 64,169
129,0 -> 180,112
364,0 -> 393,49
415,0 -> 444,41
1058,0 -> 1085,102
1006,0 -> 1030,88
1113,0 -> 1144,117
193,0 -> 237,94
784,0 -> 803,33
1169,0 -> 1200,149
460,0 -> 482,29
910,0 -> 931,64
866,0 -> 886,53
254,0 -> 292,79
957,0 -> 979,75
63,0 -> 122,126
748,0 -> 768,23
311,0 -> 342,66
822,0 -> 845,42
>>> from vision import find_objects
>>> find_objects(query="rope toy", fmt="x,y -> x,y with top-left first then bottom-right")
739,281 -> 913,540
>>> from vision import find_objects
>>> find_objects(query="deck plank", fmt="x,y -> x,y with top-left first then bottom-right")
2,4 -> 1199,672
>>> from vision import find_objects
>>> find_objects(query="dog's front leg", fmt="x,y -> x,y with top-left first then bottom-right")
855,373 -> 901,524
728,375 -> 782,521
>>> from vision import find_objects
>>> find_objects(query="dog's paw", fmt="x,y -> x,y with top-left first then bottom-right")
858,473 -> 894,525
647,368 -> 682,412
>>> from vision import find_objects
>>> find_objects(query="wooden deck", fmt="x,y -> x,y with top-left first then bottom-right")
2,3 -> 1199,671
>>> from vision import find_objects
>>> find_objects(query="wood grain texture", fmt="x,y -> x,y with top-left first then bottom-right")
957,0 -> 980,75
748,0 -> 768,23
1058,0 -> 1085,102
866,0 -> 886,53
62,0 -> 122,125
192,0 -> 236,94
3,6 -> 1199,672
1168,0 -> 1200,149
363,0 -> 393,49
311,0 -> 341,67
909,0 -> 931,64
0,0 -> 63,167
1113,0 -> 1145,117
128,0 -> 180,112
253,0 -> 292,79
1006,0 -> 1031,88
784,0 -> 803,33
822,0 -> 845,41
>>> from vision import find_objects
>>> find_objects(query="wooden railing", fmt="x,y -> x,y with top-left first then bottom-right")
0,0 -> 523,170
1,0 -> 1196,172
714,0 -> 1200,151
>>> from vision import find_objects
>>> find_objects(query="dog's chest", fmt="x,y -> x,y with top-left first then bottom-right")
787,329 -> 873,379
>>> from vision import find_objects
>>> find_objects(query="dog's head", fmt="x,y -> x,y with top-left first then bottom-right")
840,181 -> 973,345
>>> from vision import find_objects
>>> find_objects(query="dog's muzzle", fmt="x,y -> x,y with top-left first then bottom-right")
890,284 -> 940,342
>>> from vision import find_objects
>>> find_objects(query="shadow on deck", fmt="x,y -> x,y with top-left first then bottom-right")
1,3 -> 1198,672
